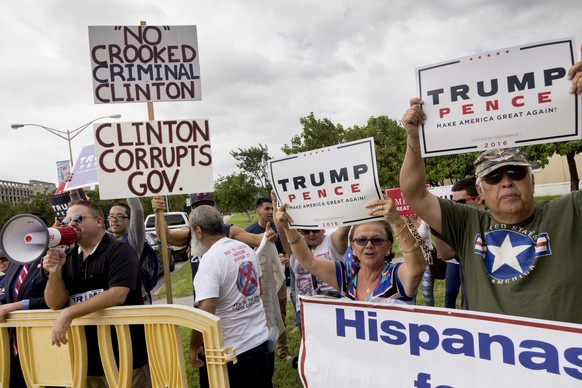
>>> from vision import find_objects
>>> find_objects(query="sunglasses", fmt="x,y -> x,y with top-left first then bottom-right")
62,215 -> 99,226
482,166 -> 528,185
107,215 -> 129,222
453,196 -> 479,204
0,257 -> 8,262
298,229 -> 322,235
353,237 -> 387,246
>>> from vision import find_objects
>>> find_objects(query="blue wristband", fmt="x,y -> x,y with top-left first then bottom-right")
22,299 -> 30,310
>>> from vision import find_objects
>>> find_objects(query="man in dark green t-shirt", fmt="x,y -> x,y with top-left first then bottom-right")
398,59 -> 582,323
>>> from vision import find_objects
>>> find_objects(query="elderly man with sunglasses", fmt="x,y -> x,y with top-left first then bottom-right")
398,59 -> 582,324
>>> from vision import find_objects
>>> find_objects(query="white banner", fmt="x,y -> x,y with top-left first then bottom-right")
65,145 -> 99,191
299,296 -> 582,388
88,25 -> 201,104
94,119 -> 213,199
427,184 -> 453,200
270,138 -> 383,229
256,237 -> 285,337
417,38 -> 579,157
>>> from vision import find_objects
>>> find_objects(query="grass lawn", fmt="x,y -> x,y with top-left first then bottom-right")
153,213 -> 457,386
154,261 -> 303,387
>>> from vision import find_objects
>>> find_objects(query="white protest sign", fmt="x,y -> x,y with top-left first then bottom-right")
270,138 -> 383,229
65,145 -> 99,191
88,25 -> 201,104
94,119 -> 213,199
427,184 -> 453,200
299,296 -> 582,388
417,38 -> 579,157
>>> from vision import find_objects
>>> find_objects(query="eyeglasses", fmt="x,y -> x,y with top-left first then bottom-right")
107,215 -> 129,222
298,229 -> 322,235
61,215 -> 99,226
353,237 -> 388,246
453,196 -> 479,204
0,257 -> 8,262
482,166 -> 528,185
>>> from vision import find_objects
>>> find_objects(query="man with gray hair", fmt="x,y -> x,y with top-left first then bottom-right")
188,205 -> 271,388
399,60 -> 582,324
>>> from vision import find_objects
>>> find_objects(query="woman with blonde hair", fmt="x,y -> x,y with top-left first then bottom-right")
275,197 -> 425,303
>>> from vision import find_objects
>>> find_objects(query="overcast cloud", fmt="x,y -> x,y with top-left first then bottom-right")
1,0 -> 580,188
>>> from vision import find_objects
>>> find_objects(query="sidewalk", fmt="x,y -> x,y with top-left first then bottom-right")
151,260 -> 193,307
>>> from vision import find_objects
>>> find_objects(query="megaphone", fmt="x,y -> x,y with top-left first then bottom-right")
0,213 -> 77,264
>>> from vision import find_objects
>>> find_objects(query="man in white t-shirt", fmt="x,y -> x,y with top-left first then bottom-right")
188,205 -> 271,388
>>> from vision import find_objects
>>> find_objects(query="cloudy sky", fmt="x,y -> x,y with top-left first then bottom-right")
1,0 -> 580,188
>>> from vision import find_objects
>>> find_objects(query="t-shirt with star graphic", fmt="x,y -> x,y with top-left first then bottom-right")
434,191 -> 582,324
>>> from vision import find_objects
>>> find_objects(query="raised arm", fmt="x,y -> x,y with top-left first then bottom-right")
127,197 -> 145,257
271,191 -> 292,255
568,57 -> 582,95
275,205 -> 339,291
330,226 -> 350,256
151,195 -> 190,246
400,98 -> 443,234
229,226 -> 264,247
365,197 -> 426,297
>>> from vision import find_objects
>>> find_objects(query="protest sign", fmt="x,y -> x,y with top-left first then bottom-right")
299,296 -> 582,387
417,38 -> 579,157
270,138 -> 383,229
386,186 -> 452,216
48,193 -> 73,221
65,145 -> 99,191
48,189 -> 87,221
56,160 -> 70,184
385,188 -> 415,217
93,119 -> 213,199
88,25 -> 201,104
427,184 -> 453,200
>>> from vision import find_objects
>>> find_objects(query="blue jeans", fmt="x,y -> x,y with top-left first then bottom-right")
289,268 -> 300,328
445,262 -> 461,309
421,264 -> 434,306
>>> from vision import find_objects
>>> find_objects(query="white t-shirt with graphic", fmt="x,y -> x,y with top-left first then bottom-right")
291,233 -> 344,309
194,237 -> 268,354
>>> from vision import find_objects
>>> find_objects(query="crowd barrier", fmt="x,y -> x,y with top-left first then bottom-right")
0,304 -> 236,387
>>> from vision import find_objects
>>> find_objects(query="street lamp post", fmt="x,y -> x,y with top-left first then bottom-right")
11,114 -> 122,166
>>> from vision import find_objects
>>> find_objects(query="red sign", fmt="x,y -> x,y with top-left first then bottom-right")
385,188 -> 416,217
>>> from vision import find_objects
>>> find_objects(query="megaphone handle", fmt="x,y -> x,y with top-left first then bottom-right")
44,246 -> 68,273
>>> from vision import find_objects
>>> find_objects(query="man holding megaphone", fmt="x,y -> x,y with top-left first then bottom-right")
42,200 -> 151,387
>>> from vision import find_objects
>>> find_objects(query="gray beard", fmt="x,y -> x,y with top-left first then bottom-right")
190,234 -> 209,258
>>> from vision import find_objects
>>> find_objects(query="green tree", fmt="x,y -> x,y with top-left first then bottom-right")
0,191 -> 58,229
0,201 -> 16,229
230,144 -> 272,197
345,116 -> 407,188
85,187 -> 188,217
525,141 -> 582,191
281,112 -> 345,155
19,191 -> 56,224
423,152 -> 481,186
214,173 -> 259,220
